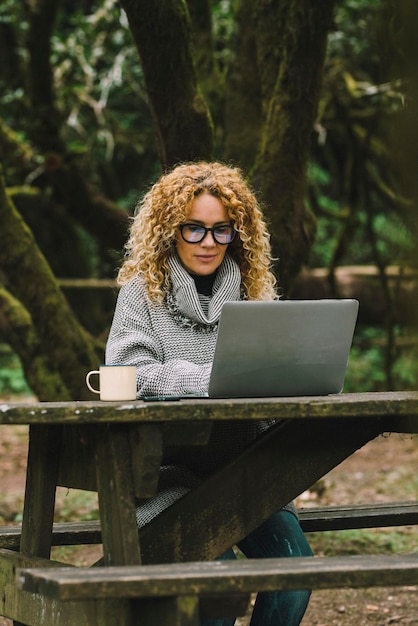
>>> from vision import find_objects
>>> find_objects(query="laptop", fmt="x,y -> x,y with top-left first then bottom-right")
143,299 -> 359,401
207,299 -> 359,398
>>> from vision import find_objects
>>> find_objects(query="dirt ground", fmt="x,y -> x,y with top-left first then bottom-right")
0,414 -> 417,625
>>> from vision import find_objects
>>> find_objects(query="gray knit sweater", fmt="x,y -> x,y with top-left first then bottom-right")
106,253 -> 293,527
106,252 -> 241,397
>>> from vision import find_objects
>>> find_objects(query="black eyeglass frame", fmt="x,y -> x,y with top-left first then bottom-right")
179,223 -> 236,245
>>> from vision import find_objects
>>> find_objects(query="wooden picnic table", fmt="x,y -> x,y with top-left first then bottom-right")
1,391 -> 418,625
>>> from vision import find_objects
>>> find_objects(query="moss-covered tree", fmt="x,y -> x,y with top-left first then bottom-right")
0,165 -> 101,400
252,0 -> 335,293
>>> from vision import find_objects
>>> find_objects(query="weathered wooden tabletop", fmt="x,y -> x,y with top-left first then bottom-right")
1,390 -> 418,425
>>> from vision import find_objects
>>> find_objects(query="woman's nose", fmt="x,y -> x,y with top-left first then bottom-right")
201,230 -> 216,246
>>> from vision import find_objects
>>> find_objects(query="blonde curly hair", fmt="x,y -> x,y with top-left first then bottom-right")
118,161 -> 278,301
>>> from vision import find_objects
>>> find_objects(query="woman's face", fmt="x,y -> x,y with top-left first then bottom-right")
176,192 -> 230,276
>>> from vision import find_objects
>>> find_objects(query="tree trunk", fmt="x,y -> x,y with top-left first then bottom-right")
0,166 -> 101,400
223,0 -> 262,171
26,0 -> 64,152
253,0 -> 336,295
0,286 -> 70,399
121,0 -> 214,167
186,0 -> 225,139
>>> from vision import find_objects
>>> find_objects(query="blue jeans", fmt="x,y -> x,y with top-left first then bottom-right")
201,510 -> 313,626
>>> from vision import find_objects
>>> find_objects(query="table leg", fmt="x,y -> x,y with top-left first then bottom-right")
129,424 -> 163,499
95,424 -> 140,565
20,425 -> 62,558
9,424 -> 61,626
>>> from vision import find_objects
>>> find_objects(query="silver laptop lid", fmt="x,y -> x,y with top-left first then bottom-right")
208,299 -> 359,398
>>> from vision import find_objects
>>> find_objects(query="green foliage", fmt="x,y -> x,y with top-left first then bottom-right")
211,0 -> 236,72
344,326 -> 418,392
308,153 -> 415,269
345,342 -> 386,392
308,200 -> 415,269
1,0 -> 157,197
51,4 -> 156,196
308,0 -> 415,275
308,526 -> 418,557
329,0 -> 386,73
0,344 -> 32,397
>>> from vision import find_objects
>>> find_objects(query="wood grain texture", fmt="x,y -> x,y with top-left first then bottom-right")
18,553 -> 418,600
1,391 -> 418,425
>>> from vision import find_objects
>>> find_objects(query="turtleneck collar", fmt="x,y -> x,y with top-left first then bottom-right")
192,272 -> 217,296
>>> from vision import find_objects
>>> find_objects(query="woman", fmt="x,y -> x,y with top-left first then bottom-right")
106,161 -> 313,626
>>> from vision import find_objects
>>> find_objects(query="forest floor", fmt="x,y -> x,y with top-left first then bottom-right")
0,395 -> 417,625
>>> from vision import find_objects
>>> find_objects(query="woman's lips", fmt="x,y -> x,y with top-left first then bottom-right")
195,255 -> 217,262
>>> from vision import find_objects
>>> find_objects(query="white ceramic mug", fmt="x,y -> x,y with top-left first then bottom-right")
85,365 -> 137,401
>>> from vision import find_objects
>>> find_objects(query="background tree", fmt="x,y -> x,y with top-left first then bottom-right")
0,165 -> 101,399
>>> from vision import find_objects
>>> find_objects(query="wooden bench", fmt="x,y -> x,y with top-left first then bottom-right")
298,501 -> 418,532
2,501 -> 418,551
18,554 -> 418,625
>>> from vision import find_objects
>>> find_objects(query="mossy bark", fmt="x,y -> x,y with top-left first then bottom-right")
0,119 -> 34,171
0,286 -> 70,400
121,0 -> 214,167
223,0 -> 263,171
186,0 -> 225,138
253,0 -> 336,295
25,0 -> 64,152
0,166 -> 102,400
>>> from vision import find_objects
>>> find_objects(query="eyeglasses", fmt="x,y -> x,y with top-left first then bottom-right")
179,223 -> 236,245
